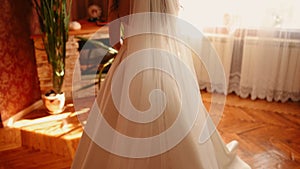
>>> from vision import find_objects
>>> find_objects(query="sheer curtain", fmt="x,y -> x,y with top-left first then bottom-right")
179,0 -> 300,102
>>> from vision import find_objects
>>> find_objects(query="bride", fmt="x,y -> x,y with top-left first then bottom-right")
71,0 -> 251,168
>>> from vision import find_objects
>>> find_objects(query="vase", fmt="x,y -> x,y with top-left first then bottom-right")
42,90 -> 65,115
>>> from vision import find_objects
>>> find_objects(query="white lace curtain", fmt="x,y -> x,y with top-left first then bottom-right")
179,0 -> 300,102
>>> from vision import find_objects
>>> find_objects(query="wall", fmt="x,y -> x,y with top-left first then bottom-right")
0,0 -> 41,121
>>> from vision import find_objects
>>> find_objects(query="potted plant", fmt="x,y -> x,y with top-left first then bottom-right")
33,0 -> 72,114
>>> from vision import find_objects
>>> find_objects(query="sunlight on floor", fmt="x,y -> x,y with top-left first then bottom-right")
9,103 -> 90,139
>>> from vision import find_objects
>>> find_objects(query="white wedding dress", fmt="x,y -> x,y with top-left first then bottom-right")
71,0 -> 251,168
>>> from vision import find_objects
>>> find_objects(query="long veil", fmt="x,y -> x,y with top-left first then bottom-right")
71,0 -> 251,168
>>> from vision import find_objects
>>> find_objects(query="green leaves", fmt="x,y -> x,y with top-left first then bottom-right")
33,0 -> 72,94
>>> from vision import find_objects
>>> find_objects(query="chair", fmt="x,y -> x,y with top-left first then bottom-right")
76,37 -> 118,91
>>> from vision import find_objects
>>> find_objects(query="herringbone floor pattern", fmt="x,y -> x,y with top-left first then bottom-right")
206,93 -> 300,169
0,92 -> 299,169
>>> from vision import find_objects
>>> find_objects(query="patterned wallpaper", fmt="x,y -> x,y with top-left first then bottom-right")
0,0 -> 41,121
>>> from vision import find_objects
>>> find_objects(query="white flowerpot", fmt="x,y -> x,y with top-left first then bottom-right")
42,90 -> 65,115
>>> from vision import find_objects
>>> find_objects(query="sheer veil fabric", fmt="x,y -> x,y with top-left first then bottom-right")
71,0 -> 251,168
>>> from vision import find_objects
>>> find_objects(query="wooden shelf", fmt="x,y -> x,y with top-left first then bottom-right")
31,20 -> 109,39
69,20 -> 109,36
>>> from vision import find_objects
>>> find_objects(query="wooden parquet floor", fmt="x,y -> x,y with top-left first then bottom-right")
204,92 -> 300,169
0,92 -> 299,169
0,147 -> 72,169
